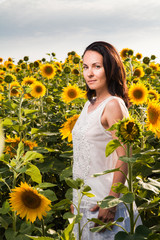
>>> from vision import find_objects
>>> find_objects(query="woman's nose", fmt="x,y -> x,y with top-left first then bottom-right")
87,68 -> 94,77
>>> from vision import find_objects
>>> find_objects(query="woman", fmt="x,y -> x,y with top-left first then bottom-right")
72,41 -> 141,239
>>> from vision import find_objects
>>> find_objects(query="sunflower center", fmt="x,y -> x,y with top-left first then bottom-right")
35,86 -> 43,93
148,108 -> 159,124
133,89 -> 143,99
21,190 -> 41,209
26,80 -> 34,85
11,89 -> 18,94
45,66 -> 54,75
126,122 -> 134,133
68,89 -> 77,99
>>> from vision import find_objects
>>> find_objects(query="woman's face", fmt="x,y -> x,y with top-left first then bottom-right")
83,50 -> 107,91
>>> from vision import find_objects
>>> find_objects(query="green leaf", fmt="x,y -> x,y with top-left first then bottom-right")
38,182 -> 57,189
0,216 -> 8,229
82,185 -> 91,192
0,154 -> 10,164
16,141 -> 24,161
23,151 -> 44,162
105,139 -> 122,157
52,199 -> 72,210
61,221 -> 75,240
23,109 -> 38,115
63,212 -> 75,219
120,192 -> 135,204
93,168 -> 120,177
82,192 -> 95,198
60,166 -> 72,181
27,237 -> 54,240
137,177 -> 159,194
2,118 -> 13,126
111,182 -> 129,194
75,213 -> 83,223
26,164 -> 42,184
99,196 -> 122,209
0,200 -> 10,214
42,189 -> 57,201
119,156 -> 136,163
115,231 -> 132,240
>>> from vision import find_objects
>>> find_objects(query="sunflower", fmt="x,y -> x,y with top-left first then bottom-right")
120,48 -> 129,59
148,89 -> 159,102
30,81 -> 46,98
116,118 -> 142,144
40,63 -> 56,79
149,63 -> 159,71
146,101 -> 160,131
133,67 -> 145,78
128,83 -> 148,105
135,53 -> 142,60
4,61 -> 15,70
10,82 -> 21,97
60,114 -> 79,142
22,76 -> 37,86
0,57 -> 3,63
61,84 -> 83,103
4,74 -> 16,83
72,69 -> 80,75
24,140 -> 38,150
9,182 -> 51,223
5,135 -> 20,148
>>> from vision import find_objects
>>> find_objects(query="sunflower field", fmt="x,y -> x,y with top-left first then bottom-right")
0,48 -> 160,240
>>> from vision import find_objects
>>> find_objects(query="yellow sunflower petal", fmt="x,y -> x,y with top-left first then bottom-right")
9,182 -> 51,223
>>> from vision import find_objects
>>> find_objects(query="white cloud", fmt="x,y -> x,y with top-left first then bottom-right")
0,0 -> 160,62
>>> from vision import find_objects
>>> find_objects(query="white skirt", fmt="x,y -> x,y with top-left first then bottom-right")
73,202 -> 142,240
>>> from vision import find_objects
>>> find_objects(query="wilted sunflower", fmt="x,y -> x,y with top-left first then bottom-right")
10,82 -> 21,97
9,182 -> 51,223
128,83 -> 148,105
61,84 -> 83,103
22,76 -> 37,86
148,89 -> 159,102
133,67 -> 145,78
30,81 -> 46,98
40,63 -> 56,79
116,118 -> 142,144
120,48 -> 129,59
60,114 -> 79,142
146,101 -> 160,131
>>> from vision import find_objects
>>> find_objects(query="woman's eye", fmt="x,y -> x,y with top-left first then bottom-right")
83,66 -> 88,69
96,65 -> 100,69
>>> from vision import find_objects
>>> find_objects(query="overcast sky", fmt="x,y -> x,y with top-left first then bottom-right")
0,0 -> 160,63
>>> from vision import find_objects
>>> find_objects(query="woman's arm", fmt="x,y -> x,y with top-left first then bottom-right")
91,99 -> 128,225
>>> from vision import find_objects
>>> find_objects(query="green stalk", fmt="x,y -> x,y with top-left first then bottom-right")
127,144 -> 134,234
41,218 -> 45,236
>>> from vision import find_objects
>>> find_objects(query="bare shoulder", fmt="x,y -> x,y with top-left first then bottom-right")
105,98 -> 123,113
102,98 -> 124,128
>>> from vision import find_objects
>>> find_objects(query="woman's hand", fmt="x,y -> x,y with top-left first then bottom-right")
90,204 -> 116,230
70,204 -> 74,214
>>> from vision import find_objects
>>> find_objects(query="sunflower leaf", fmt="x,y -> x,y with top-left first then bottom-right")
26,164 -> 42,184
105,139 -> 122,157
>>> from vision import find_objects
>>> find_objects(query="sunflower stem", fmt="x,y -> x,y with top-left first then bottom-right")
127,144 -> 134,234
41,218 -> 45,236
12,211 -> 16,232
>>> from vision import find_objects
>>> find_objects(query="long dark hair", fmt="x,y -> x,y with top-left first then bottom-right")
83,41 -> 129,108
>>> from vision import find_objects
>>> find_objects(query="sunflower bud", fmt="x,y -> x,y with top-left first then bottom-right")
73,57 -> 80,64
46,95 -> 53,103
24,56 -> 29,61
52,52 -> 56,57
64,66 -> 71,74
4,74 -> 14,83
145,68 -> 152,75
143,57 -> 150,64
151,55 -> 156,60
128,49 -> 134,56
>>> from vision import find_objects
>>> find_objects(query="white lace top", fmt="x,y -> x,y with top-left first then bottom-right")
72,96 -> 129,208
